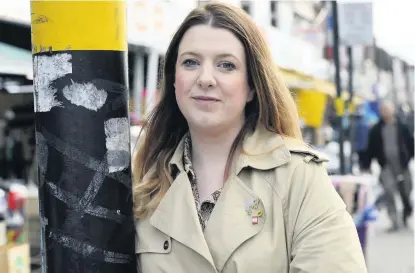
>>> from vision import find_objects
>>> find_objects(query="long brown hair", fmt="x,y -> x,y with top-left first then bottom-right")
133,2 -> 302,218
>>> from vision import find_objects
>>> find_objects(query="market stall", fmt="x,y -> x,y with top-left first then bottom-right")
330,174 -> 377,257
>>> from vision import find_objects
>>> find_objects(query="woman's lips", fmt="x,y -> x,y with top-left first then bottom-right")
192,96 -> 220,101
192,96 -> 220,106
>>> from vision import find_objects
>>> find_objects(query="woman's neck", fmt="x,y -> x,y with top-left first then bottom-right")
188,122 -> 243,172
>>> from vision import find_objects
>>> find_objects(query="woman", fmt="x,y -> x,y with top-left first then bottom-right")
133,2 -> 366,273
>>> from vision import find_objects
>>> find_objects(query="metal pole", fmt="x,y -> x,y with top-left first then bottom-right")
347,47 -> 354,105
392,57 -> 399,107
30,1 -> 136,272
347,46 -> 354,173
332,0 -> 346,174
373,39 -> 380,99
133,53 -> 145,122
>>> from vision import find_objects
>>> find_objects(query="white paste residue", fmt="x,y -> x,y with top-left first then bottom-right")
63,81 -> 107,111
33,53 -> 72,112
35,132 -> 48,173
104,118 -> 130,173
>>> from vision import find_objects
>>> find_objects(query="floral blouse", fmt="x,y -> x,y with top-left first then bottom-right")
183,134 -> 222,231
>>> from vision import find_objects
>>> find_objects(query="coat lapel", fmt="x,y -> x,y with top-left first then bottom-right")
203,174 -> 266,272
149,171 -> 216,267
148,124 -> 317,272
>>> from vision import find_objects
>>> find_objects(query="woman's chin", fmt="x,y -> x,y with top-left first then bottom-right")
187,117 -> 223,132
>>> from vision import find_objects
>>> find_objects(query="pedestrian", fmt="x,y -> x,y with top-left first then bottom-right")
132,2 -> 366,273
354,104 -> 370,170
363,101 -> 414,232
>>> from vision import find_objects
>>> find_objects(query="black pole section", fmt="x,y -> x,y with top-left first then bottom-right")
332,0 -> 346,174
347,46 -> 354,173
347,47 -> 354,104
30,1 -> 136,272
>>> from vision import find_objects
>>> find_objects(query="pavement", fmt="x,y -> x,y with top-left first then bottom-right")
365,160 -> 414,273
366,209 -> 414,273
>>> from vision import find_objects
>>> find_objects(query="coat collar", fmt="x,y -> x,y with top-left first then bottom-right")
168,123 -> 295,175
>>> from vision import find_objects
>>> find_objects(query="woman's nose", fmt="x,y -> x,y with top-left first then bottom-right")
197,67 -> 216,89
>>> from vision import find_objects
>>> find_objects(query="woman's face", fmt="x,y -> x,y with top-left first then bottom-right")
174,25 -> 254,134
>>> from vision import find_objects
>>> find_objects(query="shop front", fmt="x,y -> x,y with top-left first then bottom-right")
293,79 -> 333,145
261,25 -> 330,142
262,25 -> 367,145
127,0 -> 195,123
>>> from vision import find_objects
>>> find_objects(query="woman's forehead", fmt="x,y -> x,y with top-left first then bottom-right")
177,25 -> 245,58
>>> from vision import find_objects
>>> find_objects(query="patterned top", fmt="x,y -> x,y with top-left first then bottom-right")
183,134 -> 222,231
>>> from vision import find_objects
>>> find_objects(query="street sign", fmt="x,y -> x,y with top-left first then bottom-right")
338,3 -> 373,46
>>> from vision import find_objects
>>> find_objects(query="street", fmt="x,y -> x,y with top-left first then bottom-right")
366,206 -> 414,273
362,160 -> 414,273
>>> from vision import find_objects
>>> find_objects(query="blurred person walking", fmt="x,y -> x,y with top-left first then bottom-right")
354,105 -> 370,170
363,101 -> 414,232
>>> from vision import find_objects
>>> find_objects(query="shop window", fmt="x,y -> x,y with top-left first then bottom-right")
293,13 -> 311,30
241,2 -> 251,15
197,0 -> 210,7
270,1 -> 278,27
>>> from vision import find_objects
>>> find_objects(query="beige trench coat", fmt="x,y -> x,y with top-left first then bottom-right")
135,126 -> 367,273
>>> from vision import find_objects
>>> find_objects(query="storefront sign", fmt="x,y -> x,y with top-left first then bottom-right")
338,3 -> 374,46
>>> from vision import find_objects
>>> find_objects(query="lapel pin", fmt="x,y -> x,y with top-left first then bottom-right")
245,203 -> 252,215
252,216 -> 259,225
246,198 -> 261,217
253,198 -> 260,209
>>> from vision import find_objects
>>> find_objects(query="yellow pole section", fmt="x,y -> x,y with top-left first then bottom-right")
31,0 -> 127,53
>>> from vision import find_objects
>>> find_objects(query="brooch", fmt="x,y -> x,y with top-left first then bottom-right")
245,198 -> 263,225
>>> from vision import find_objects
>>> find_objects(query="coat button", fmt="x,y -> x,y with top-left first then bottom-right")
163,240 -> 169,250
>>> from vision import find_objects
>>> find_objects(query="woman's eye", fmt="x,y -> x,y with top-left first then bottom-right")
182,59 -> 199,67
219,61 -> 236,71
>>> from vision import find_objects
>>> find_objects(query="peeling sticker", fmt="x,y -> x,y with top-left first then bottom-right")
40,129 -> 131,187
33,53 -> 72,112
63,81 -> 107,111
107,150 -> 130,173
104,118 -> 130,173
